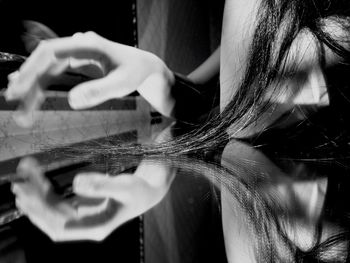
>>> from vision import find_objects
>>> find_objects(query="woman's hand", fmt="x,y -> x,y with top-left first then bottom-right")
12,157 -> 176,242
5,32 -> 175,127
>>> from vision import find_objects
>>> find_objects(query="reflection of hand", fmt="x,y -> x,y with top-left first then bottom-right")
11,157 -> 77,239
5,32 -> 175,127
12,157 -> 176,242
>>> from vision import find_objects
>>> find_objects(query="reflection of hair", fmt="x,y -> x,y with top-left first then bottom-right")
56,0 -> 350,261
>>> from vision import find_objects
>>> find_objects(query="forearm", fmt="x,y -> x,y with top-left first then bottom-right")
187,47 -> 220,85
136,65 -> 176,118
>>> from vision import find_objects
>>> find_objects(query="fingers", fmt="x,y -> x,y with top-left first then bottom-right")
53,32 -> 112,60
70,196 -> 107,217
5,32 -> 112,100
12,157 -> 42,196
11,158 -> 76,241
6,43 -> 65,100
72,173 -> 116,198
4,31 -> 162,127
73,173 -> 136,202
68,72 -> 128,109
16,157 -> 43,180
12,157 -> 51,201
63,200 -> 121,242
5,32 -> 116,127
13,87 -> 45,128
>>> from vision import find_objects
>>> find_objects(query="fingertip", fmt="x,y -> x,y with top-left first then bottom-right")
7,70 -> 20,82
4,88 -> 14,101
17,157 -> 41,177
68,87 -> 87,110
11,183 -> 19,194
67,91 -> 81,109
5,72 -> 20,101
73,173 -> 110,197
18,157 -> 40,169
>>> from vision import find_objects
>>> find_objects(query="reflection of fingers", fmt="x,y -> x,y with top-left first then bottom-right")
75,198 -> 109,217
17,157 -> 42,179
16,157 -> 50,193
73,173 -> 138,203
65,200 -> 122,241
72,173 -> 112,198
68,73 -> 126,109
70,196 -> 106,208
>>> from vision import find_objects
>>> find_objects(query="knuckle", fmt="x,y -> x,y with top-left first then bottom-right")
83,31 -> 100,44
72,32 -> 84,38
84,31 -> 97,37
82,32 -> 108,51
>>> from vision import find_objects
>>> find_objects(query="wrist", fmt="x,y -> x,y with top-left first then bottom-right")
136,58 -> 176,117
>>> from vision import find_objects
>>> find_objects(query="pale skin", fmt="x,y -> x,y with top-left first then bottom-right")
6,0 -> 345,261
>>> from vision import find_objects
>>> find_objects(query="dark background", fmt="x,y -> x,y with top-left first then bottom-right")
0,0 -> 136,55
